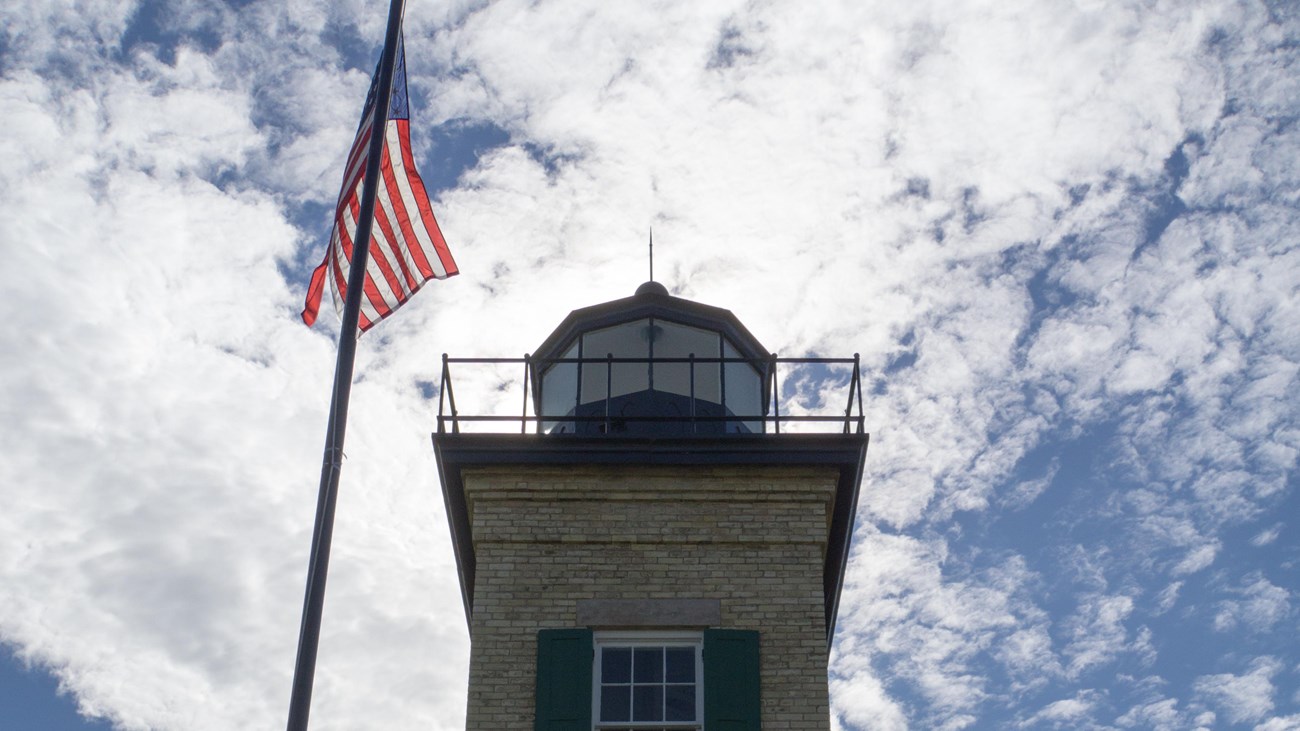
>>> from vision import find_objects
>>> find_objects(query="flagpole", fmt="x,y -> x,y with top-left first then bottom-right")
286,0 -> 407,728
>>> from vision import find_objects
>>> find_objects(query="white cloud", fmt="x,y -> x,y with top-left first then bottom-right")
100,49 -> 261,179
1213,573 -> 1292,634
999,457 -> 1059,510
832,530 -> 1049,726
1254,715 -> 1300,731
829,668 -> 908,731
996,624 -> 1062,693
1063,593 -> 1135,678
1019,690 -> 1104,729
0,0 -> 136,74
1117,697 -> 1187,730
1251,524 -> 1283,547
1174,542 -> 1221,576
1193,656 -> 1283,725
1153,581 -> 1183,615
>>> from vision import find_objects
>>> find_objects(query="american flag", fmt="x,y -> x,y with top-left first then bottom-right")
302,34 -> 458,333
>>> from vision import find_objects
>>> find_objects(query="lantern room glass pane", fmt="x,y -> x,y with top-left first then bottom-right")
652,320 -> 720,403
540,341 -> 579,433
580,320 -> 650,403
724,340 -> 763,433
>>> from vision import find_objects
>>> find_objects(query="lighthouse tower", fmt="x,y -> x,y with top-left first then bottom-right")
433,282 -> 867,731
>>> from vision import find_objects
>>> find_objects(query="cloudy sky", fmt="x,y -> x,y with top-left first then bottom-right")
1,0 -> 1297,729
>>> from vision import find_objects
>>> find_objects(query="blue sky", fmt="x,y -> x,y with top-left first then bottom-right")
0,648 -> 113,730
0,0 -> 1297,729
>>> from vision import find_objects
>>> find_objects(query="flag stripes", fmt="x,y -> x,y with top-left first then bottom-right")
302,37 -> 456,333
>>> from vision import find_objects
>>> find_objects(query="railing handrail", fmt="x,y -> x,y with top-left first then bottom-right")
442,355 -> 859,365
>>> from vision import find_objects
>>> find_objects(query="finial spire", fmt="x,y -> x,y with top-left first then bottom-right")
649,226 -> 654,282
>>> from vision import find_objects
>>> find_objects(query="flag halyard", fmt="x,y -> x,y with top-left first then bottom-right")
302,35 -> 457,333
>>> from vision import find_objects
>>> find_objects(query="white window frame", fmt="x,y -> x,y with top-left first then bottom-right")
591,630 -> 704,730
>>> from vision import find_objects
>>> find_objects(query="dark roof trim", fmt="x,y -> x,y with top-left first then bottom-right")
532,289 -> 771,365
431,432 -> 868,649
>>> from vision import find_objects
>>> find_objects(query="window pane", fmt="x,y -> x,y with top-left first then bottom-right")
664,647 -> 694,683
723,340 -> 763,433
651,321 -> 720,402
580,321 -> 649,402
633,647 -> 663,682
602,647 -> 632,684
600,685 -> 630,722
540,341 -> 579,433
665,685 -> 696,721
632,685 -> 663,721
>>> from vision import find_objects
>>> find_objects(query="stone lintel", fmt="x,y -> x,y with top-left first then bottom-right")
576,598 -> 722,628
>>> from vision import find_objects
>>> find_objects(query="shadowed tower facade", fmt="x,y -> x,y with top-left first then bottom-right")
434,282 -> 867,730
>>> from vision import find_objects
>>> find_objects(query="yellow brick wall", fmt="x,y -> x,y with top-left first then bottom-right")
462,465 -> 837,731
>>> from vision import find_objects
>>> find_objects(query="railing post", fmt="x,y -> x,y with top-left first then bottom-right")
843,354 -> 857,434
770,354 -> 780,434
521,353 -> 531,434
647,317 -> 655,394
689,353 -> 697,435
719,349 -> 727,425
574,343 -> 584,431
605,353 -> 613,434
444,356 -> 460,435
854,352 -> 864,434
438,353 -> 448,434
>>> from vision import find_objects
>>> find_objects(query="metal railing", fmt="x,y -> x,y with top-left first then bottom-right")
436,353 -> 865,436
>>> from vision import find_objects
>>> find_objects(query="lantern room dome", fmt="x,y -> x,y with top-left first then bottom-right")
634,280 -> 670,297
531,283 -> 770,436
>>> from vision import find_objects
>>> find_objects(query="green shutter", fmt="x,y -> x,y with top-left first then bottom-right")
704,629 -> 761,730
535,628 -> 593,731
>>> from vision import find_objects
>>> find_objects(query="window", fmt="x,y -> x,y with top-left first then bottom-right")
535,628 -> 761,731
594,632 -> 702,729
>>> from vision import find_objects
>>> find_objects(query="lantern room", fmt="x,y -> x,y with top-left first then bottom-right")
531,281 -> 771,436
